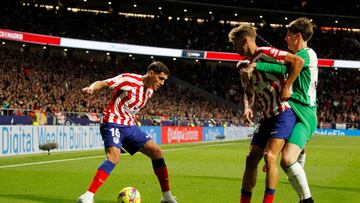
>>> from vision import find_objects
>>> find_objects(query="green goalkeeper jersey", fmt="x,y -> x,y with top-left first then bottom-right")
256,47 -> 318,107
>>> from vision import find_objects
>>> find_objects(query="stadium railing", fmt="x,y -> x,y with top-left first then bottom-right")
0,108 -> 241,127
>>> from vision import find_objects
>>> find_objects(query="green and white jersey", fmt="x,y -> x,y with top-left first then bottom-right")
255,47 -> 319,137
290,48 -> 318,107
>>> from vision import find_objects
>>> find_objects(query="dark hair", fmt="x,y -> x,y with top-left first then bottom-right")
287,17 -> 316,41
147,61 -> 170,75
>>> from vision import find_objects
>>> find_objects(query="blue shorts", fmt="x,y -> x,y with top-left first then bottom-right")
100,123 -> 151,155
251,108 -> 296,148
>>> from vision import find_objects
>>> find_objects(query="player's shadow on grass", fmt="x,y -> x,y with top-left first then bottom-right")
278,181 -> 360,192
0,194 -> 117,203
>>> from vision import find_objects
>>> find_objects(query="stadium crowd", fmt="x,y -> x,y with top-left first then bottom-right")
0,47 -> 242,126
0,2 -> 359,60
317,68 -> 360,129
1,45 -> 359,128
1,2 -> 359,128
185,0 -> 360,16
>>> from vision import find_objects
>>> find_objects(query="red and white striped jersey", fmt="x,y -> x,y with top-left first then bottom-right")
102,73 -> 154,125
253,47 -> 288,64
241,47 -> 291,118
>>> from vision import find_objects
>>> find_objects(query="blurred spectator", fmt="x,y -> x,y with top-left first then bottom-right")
317,68 -> 360,129
1,45 -> 359,128
0,2 -> 359,60
0,47 -> 242,126
0,2 -> 359,128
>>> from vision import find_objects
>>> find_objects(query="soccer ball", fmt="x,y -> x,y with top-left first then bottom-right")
118,187 -> 141,203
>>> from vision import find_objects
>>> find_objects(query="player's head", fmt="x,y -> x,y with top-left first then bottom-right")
146,61 -> 169,90
285,17 -> 315,52
228,25 -> 257,57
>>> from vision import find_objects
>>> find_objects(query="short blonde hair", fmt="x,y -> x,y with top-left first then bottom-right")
228,25 -> 257,43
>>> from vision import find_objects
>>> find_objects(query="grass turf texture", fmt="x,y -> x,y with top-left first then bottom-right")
0,136 -> 360,203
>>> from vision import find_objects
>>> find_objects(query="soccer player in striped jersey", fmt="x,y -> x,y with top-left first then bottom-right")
228,25 -> 304,203
251,17 -> 317,203
78,61 -> 177,203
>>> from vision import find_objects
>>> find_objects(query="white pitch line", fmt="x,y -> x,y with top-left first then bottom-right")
0,141 -> 239,169
0,155 -> 106,169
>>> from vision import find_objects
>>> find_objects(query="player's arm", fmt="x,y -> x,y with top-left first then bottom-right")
83,74 -> 127,95
244,85 -> 254,112
254,51 -> 304,99
241,62 -> 287,76
254,62 -> 288,75
253,47 -> 304,85
279,53 -> 304,92
242,81 -> 255,127
82,80 -> 109,94
279,53 -> 304,99
254,62 -> 295,100
254,52 -> 303,81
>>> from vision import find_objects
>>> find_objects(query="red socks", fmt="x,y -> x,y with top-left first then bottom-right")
240,194 -> 251,203
88,169 -> 109,193
263,188 -> 275,203
154,166 -> 170,192
152,159 -> 170,192
263,193 -> 275,203
240,189 -> 252,203
88,160 -> 115,193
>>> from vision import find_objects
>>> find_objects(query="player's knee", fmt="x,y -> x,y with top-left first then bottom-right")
106,147 -> 121,164
246,151 -> 261,167
264,152 -> 276,166
281,153 -> 297,166
107,154 -> 120,165
150,146 -> 163,159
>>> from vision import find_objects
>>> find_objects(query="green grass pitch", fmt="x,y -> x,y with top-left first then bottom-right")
0,136 -> 360,203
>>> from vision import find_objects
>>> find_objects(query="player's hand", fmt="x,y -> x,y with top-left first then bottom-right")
242,117 -> 253,127
242,62 -> 256,74
236,59 -> 251,70
281,86 -> 291,100
243,108 -> 253,119
243,119 -> 253,127
239,63 -> 255,81
241,108 -> 253,127
82,87 -> 94,94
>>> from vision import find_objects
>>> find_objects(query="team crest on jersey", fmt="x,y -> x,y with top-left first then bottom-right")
113,137 -> 120,144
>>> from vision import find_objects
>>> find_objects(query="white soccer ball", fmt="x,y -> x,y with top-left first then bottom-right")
118,187 -> 141,203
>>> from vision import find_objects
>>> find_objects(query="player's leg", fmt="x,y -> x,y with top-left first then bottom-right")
262,139 -> 284,203
121,125 -> 175,203
140,140 -> 177,203
298,148 -> 306,168
296,107 -> 317,170
296,107 -> 316,170
263,142 -> 306,172
240,118 -> 270,203
262,108 -> 296,203
282,122 -> 314,203
280,158 -> 302,200
78,124 -> 121,203
284,103 -> 316,202
278,147 -> 306,201
241,144 -> 264,203
87,147 -> 119,193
